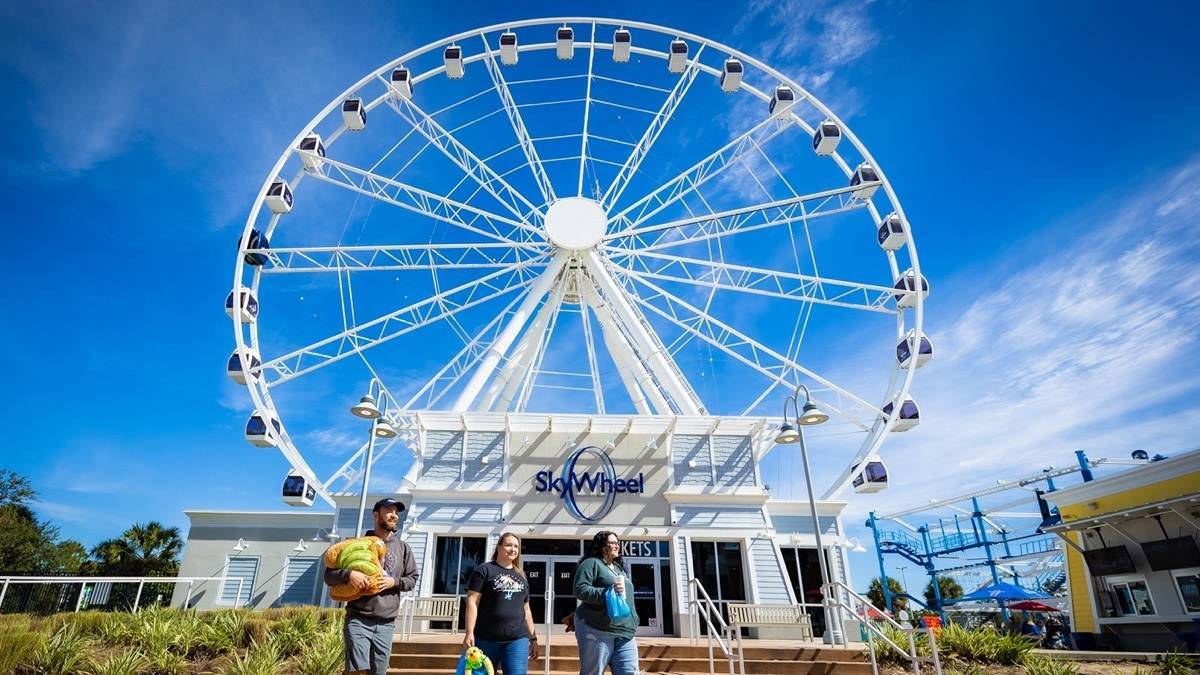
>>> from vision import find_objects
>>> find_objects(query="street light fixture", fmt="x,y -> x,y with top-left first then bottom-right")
774,384 -> 844,645
351,378 -> 393,536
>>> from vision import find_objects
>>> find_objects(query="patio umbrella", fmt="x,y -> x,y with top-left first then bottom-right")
1007,600 -> 1061,612
949,581 -> 1050,604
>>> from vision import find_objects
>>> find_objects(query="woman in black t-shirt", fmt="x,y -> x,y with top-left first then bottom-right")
465,532 -> 539,675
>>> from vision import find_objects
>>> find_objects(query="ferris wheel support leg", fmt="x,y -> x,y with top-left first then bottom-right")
452,254 -> 568,412
582,250 -> 703,416
592,304 -> 655,416
483,283 -> 567,412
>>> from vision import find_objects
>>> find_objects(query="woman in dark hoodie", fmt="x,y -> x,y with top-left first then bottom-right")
571,531 -> 640,675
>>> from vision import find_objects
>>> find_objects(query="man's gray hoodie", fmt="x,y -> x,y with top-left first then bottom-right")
323,530 -> 419,621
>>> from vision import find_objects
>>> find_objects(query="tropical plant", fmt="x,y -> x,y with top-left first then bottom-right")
86,522 -> 183,577
1158,649 -> 1198,675
924,575 -> 964,609
225,639 -> 284,675
194,609 -> 248,657
143,646 -> 189,675
268,607 -> 319,658
865,576 -> 908,613
297,624 -> 344,675
35,623 -> 95,675
89,647 -> 148,675
0,629 -> 44,674
1022,653 -> 1080,675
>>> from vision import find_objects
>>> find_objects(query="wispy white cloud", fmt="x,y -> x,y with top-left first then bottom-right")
35,499 -> 127,529
834,156 -> 1200,532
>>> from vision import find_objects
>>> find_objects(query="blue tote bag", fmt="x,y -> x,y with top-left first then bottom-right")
605,582 -> 632,620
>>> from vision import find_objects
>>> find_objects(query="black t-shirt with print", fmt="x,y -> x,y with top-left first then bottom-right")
467,561 -> 530,641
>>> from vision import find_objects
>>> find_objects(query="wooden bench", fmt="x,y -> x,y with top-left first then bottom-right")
400,596 -> 461,638
727,603 -> 814,671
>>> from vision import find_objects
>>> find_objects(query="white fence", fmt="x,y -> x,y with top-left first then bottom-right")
0,576 -> 238,614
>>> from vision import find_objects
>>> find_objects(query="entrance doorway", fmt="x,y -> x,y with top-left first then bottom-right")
524,556 -> 578,633
626,558 -> 663,636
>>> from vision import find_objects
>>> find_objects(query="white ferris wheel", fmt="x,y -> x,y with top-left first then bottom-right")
227,17 -> 931,509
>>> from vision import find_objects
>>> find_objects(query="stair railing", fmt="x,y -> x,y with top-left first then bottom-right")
687,578 -> 737,675
829,580 -> 942,675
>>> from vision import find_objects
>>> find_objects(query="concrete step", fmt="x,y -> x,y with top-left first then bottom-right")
392,642 -> 866,662
393,653 -> 873,667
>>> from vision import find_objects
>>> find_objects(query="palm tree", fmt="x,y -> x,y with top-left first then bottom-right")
924,576 -> 964,610
120,522 -> 183,576
87,522 -> 182,576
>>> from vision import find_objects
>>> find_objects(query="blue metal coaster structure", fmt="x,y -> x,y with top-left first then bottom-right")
865,450 -> 1148,621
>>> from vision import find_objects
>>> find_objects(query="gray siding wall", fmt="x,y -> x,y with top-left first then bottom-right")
404,531 -> 429,593
423,431 -> 464,482
675,535 -> 691,614
675,506 -> 767,528
749,538 -> 791,603
463,431 -> 504,484
712,435 -> 755,488
415,502 -> 503,524
672,435 -> 712,487
771,515 -> 840,537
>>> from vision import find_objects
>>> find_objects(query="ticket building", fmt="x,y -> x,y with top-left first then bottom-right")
175,413 -> 853,637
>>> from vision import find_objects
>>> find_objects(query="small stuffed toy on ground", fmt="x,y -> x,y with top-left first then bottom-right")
455,647 -> 495,675
323,536 -> 388,602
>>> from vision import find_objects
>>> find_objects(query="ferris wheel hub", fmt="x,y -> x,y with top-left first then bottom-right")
544,197 -> 607,251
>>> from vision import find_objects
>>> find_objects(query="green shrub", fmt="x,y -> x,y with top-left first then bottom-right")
194,609 -> 247,657
943,659 -> 985,675
89,647 -> 148,675
1022,653 -> 1080,675
96,613 -> 134,646
1158,649 -> 1198,675
297,624 -> 344,675
143,646 -> 189,675
242,618 -> 270,648
225,639 -> 284,675
267,607 -> 319,658
0,630 -> 45,674
991,630 -> 1037,665
35,623 -> 95,675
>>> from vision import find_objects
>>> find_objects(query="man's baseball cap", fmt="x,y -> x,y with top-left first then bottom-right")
372,498 -> 406,513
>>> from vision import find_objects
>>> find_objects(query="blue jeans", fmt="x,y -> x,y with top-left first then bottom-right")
575,618 -> 639,675
476,636 -> 530,675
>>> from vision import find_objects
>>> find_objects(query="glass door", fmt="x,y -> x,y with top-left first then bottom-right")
525,556 -> 577,633
627,559 -> 663,636
524,557 -> 548,628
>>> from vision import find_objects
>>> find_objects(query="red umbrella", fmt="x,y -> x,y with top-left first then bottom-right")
1007,600 -> 1061,612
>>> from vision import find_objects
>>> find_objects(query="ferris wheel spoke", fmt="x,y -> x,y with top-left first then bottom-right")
382,90 -> 546,227
584,251 -> 705,415
604,182 -> 875,252
600,43 -> 705,211
577,22 -> 598,198
478,33 -> 557,205
306,154 -> 540,243
257,242 -> 550,274
403,291 -> 529,411
608,250 -> 898,314
612,270 -> 884,431
256,261 -> 542,386
607,112 -> 790,234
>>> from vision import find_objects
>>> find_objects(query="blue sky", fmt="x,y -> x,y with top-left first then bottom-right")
2,0 -> 1199,591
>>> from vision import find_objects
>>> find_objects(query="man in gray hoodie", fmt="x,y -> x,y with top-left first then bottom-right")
324,498 -> 419,675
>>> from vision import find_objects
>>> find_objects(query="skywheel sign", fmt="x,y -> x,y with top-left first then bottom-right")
534,445 -> 645,523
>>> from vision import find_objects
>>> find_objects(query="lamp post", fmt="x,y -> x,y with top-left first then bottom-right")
774,384 -> 843,645
350,379 -> 397,537
897,565 -> 909,595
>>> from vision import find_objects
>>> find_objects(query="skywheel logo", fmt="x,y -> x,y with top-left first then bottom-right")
534,445 -> 645,523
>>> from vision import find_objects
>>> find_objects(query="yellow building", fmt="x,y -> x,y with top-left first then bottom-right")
1045,448 -> 1200,651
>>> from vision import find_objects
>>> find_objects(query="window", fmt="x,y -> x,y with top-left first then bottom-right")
690,541 -> 746,633
278,557 -> 319,606
1173,569 -> 1200,613
1108,577 -> 1155,616
220,556 -> 259,606
781,547 -> 831,636
432,536 -> 486,595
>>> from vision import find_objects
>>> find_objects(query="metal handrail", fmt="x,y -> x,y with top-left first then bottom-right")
0,575 -> 240,613
830,580 -> 941,675
687,578 -> 736,675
